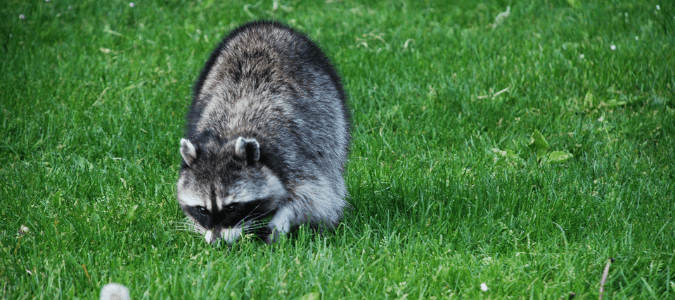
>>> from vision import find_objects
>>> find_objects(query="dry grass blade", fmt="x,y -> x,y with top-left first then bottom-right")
598,258 -> 614,300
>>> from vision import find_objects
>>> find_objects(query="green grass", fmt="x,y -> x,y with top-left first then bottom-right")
1,0 -> 674,298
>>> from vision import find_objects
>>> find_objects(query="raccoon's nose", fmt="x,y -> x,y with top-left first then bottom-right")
204,230 -> 215,243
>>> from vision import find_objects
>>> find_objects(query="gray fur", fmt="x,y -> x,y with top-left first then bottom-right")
176,21 -> 350,244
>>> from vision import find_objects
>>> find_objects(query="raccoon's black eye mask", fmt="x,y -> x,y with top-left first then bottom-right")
186,199 -> 274,228
192,203 -> 240,217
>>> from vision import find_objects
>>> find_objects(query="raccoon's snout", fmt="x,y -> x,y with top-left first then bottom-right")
204,230 -> 215,243
204,227 -> 243,244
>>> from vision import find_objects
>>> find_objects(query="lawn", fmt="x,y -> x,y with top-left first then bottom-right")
1,0 -> 674,299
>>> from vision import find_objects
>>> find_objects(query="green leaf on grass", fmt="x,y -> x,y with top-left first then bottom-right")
528,129 -> 549,159
52,190 -> 63,206
547,151 -> 573,163
604,99 -> 627,108
505,149 -> 521,160
566,0 -> 581,8
583,91 -> 594,109
126,205 -> 139,222
298,292 -> 320,300
492,148 -> 523,162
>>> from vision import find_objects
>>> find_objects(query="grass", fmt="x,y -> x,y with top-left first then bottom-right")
1,0 -> 674,298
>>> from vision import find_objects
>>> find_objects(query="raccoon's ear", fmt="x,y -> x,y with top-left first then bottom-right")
180,138 -> 198,166
235,137 -> 260,165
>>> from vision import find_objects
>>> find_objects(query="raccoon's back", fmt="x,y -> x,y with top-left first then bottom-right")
186,21 -> 350,186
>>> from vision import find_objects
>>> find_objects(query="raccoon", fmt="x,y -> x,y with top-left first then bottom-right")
176,21 -> 350,244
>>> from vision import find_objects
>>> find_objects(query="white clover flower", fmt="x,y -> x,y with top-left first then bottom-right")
481,283 -> 488,292
656,5 -> 660,10
129,2 -> 135,7
19,225 -> 30,235
635,36 -> 639,41
19,14 -> 25,19
610,45 -> 616,51
579,54 -> 584,59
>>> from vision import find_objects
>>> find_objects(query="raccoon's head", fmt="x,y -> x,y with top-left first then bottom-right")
176,136 -> 287,244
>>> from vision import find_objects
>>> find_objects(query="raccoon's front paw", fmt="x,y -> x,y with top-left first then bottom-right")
256,226 -> 282,244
